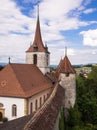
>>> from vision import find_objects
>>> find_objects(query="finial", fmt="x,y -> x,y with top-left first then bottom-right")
8,57 -> 11,64
37,4 -> 39,18
65,46 -> 67,56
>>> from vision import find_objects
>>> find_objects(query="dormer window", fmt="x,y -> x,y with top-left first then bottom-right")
66,72 -> 69,77
34,44 -> 38,52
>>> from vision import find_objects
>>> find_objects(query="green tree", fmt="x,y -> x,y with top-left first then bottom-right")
88,66 -> 97,83
59,107 -> 65,130
67,104 -> 81,128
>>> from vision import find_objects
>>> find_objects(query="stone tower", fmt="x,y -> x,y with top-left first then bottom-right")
26,7 -> 50,74
56,48 -> 76,109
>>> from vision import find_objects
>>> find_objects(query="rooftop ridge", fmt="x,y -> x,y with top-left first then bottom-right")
23,82 -> 64,130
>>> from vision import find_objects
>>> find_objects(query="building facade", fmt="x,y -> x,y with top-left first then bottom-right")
0,8 -> 76,123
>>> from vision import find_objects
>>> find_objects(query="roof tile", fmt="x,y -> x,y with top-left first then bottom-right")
0,64 -> 52,98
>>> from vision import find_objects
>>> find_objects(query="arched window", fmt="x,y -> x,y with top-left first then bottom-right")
12,104 -> 17,117
66,72 -> 69,77
47,93 -> 49,98
33,44 -> 38,52
30,102 -> 33,114
40,97 -> 42,108
43,95 -> 46,103
0,103 -> 4,108
33,54 -> 37,65
35,99 -> 38,111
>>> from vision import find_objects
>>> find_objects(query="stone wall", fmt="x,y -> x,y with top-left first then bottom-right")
26,52 -> 50,74
59,73 -> 76,109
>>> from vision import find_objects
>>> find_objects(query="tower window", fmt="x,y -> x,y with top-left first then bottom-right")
33,44 -> 38,52
33,54 -> 37,65
12,104 -> 17,117
66,72 -> 69,77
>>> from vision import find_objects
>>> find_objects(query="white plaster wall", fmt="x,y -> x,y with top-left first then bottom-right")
0,97 -> 25,120
28,88 -> 51,114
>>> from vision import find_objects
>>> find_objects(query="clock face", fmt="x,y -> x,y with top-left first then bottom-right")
1,80 -> 7,87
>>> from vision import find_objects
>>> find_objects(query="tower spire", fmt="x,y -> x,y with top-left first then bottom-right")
26,4 -> 45,52
37,4 -> 39,18
65,46 -> 67,56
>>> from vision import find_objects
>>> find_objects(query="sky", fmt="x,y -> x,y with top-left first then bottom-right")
0,0 -> 97,65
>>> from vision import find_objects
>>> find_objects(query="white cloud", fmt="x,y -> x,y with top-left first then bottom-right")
39,0 -> 84,19
23,0 -> 39,4
0,33 -> 32,63
0,0 -> 35,35
68,48 -> 97,65
0,0 -> 97,65
50,47 -> 97,65
83,8 -> 97,14
92,51 -> 96,55
80,29 -> 97,46
83,0 -> 92,6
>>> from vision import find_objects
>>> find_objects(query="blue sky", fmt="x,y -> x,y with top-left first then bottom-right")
0,0 -> 97,65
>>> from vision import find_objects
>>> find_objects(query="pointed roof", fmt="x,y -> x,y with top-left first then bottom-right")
26,6 -> 46,52
58,56 -> 76,74
0,64 -> 52,98
56,48 -> 76,75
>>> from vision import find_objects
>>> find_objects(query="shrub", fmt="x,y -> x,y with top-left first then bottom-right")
2,117 -> 8,122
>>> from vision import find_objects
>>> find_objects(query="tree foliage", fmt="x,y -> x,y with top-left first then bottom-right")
59,107 -> 65,130
59,66 -> 97,130
76,66 -> 97,129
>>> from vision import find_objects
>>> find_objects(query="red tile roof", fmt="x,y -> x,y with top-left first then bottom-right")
0,114 -> 34,130
26,14 -> 46,52
0,64 -> 52,98
56,56 -> 76,75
